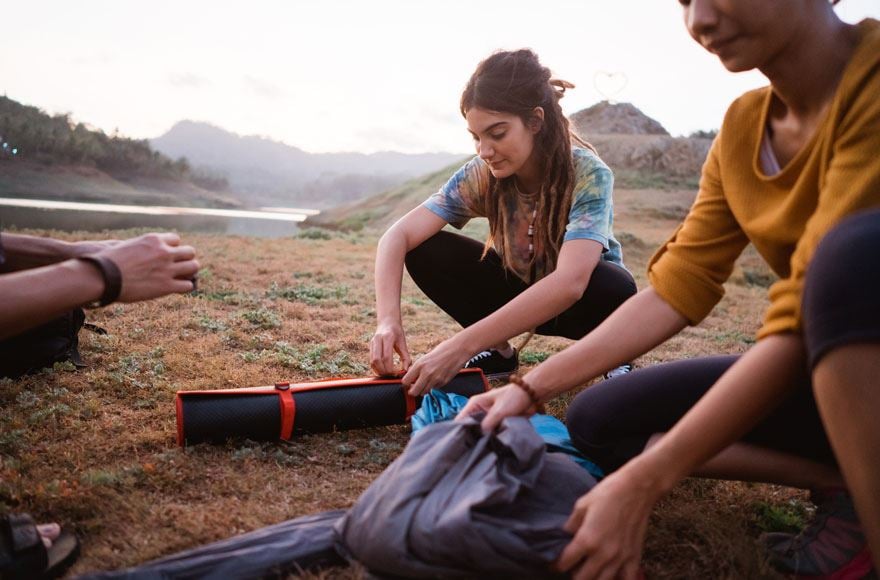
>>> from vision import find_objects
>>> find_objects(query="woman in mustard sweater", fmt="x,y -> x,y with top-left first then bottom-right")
459,0 -> 880,578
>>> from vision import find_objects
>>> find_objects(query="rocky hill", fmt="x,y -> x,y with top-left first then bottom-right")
571,101 -> 669,136
572,101 -> 712,179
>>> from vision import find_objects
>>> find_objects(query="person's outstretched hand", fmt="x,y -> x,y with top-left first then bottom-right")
554,465 -> 660,579
370,322 -> 412,376
455,383 -> 534,432
98,233 -> 199,302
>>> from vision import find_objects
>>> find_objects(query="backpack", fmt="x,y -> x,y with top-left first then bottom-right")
0,308 -> 98,378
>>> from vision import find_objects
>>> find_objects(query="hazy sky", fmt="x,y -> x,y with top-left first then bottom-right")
3,1 -> 878,154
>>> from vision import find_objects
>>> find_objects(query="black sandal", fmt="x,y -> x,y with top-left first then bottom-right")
0,513 -> 80,579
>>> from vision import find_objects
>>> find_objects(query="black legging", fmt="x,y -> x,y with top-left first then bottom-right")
405,230 -> 637,340
566,208 -> 880,473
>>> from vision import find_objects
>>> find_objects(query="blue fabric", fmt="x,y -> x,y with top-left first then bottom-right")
412,390 -> 604,479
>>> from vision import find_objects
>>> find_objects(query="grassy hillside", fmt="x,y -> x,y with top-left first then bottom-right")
0,96 -> 238,207
304,158 -> 468,232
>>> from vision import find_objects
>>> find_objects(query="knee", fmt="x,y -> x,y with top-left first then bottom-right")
404,232 -> 448,278
565,389 -> 618,466
588,261 -> 638,303
806,209 -> 880,296
803,208 -> 880,367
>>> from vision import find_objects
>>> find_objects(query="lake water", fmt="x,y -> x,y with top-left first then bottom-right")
0,198 -> 321,238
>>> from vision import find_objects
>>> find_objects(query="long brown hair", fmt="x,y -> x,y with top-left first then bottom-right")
460,49 -> 592,280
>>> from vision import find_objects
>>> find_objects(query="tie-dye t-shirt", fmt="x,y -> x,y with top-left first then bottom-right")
423,147 -> 625,282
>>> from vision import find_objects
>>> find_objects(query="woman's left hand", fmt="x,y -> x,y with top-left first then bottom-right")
554,464 -> 662,580
402,337 -> 470,396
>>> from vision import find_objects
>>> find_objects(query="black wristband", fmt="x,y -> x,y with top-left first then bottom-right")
78,255 -> 122,307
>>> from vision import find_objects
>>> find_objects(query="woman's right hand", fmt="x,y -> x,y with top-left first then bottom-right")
455,384 -> 535,432
370,322 -> 412,376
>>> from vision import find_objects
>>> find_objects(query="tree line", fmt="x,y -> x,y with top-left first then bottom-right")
0,96 -> 227,191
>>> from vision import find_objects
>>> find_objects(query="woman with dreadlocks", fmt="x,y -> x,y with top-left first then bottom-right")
370,49 -> 636,395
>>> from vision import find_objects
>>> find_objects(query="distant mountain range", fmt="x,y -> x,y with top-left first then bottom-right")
150,121 -> 465,209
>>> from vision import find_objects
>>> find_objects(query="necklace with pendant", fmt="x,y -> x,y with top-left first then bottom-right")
513,178 -> 539,261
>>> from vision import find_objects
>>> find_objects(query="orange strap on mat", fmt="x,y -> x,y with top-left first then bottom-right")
275,382 -> 296,440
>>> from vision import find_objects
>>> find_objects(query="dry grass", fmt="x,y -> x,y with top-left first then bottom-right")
1,189 -> 807,578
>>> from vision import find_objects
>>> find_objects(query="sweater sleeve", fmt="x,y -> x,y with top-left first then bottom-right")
647,134 -> 751,325
758,71 -> 880,339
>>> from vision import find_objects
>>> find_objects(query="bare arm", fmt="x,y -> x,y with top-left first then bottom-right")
370,206 -> 448,375
526,287 -> 687,399
0,260 -> 104,338
0,233 -> 117,272
458,287 -> 688,430
0,233 -> 199,340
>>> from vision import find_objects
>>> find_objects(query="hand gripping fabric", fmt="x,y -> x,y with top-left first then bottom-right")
175,368 -> 488,446
335,415 -> 597,578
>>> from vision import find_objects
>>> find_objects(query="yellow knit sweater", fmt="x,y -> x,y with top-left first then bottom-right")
648,19 -> 880,340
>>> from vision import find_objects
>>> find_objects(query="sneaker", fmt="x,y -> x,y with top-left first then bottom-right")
603,363 -> 633,381
464,348 -> 518,380
761,488 -> 875,579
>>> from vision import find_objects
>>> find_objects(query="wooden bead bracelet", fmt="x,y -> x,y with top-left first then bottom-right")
509,373 -> 545,413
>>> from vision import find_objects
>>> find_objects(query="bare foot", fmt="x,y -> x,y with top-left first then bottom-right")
36,523 -> 60,548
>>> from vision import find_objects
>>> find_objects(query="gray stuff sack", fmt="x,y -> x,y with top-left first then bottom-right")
76,510 -> 344,580
335,415 -> 597,578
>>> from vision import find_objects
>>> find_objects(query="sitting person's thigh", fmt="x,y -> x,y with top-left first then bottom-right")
565,356 -> 738,472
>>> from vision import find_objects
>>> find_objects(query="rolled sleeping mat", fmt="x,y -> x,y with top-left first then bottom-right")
176,368 -> 489,446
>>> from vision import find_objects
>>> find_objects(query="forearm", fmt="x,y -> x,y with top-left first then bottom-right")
454,272 -> 584,354
374,229 -> 407,326
0,233 -> 78,271
0,259 -> 104,339
527,288 -> 688,398
630,334 -> 806,493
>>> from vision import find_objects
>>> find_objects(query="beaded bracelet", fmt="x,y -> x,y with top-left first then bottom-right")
509,373 -> 545,414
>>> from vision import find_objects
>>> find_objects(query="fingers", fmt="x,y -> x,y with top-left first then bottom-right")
370,336 -> 392,376
564,497 -> 588,534
397,342 -> 412,371
171,244 -> 196,261
403,362 -> 438,397
622,561 -> 642,580
480,405 -> 505,433
410,371 -> 432,397
402,364 -> 417,392
455,397 -> 485,422
557,502 -> 591,572
171,278 -> 197,294
155,232 -> 181,246
171,260 -> 200,279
